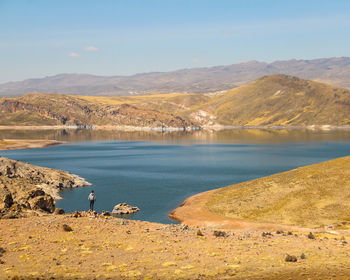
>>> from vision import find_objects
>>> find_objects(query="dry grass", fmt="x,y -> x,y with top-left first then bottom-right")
206,156 -> 350,228
199,75 -> 350,126
2,215 -> 350,279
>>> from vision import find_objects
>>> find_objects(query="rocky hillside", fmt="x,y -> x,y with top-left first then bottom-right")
0,57 -> 350,97
0,157 -> 90,218
0,74 -> 349,128
0,93 -> 196,128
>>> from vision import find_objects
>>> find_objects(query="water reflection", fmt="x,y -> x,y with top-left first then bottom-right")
1,128 -> 350,144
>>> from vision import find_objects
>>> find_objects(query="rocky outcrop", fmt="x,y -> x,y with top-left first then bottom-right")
112,203 -> 140,215
0,157 -> 91,218
0,93 -> 197,128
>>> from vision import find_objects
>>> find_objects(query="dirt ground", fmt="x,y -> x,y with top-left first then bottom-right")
1,213 -> 350,280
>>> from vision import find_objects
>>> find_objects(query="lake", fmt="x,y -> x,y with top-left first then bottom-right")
1,129 -> 350,223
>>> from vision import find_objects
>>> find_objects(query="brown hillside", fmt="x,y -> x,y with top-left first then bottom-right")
0,93 -> 195,128
0,75 -> 349,128
205,156 -> 350,228
202,74 -> 350,126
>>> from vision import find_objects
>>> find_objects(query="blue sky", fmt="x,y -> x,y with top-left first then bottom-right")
1,0 -> 350,83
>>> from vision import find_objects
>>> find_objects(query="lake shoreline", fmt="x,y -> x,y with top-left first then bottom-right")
169,156 -> 350,232
2,139 -> 350,279
1,124 -> 350,131
168,189 -> 319,233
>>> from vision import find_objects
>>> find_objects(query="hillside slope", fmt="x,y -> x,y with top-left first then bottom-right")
199,74 -> 350,126
0,75 -> 349,128
0,93 -> 196,128
206,156 -> 350,228
1,57 -> 350,97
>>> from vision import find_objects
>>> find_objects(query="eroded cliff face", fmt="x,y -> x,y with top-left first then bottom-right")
0,93 -> 196,128
0,157 -> 90,218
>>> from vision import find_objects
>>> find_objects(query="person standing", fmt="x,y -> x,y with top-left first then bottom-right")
88,190 -> 96,211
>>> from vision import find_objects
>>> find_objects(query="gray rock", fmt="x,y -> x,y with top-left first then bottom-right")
72,211 -> 82,218
54,208 -> 65,215
29,195 -> 55,213
213,230 -> 227,237
307,232 -> 315,239
285,254 -> 297,262
0,157 -> 91,219
62,224 -> 73,232
112,203 -> 140,215
0,247 -> 5,257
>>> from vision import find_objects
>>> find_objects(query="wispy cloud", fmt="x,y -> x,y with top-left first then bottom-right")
68,52 -> 80,57
84,46 -> 98,51
192,58 -> 200,63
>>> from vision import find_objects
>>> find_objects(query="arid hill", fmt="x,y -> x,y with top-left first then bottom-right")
200,74 -> 350,126
1,57 -> 350,96
0,74 -> 349,128
0,93 -> 196,128
170,156 -> 350,229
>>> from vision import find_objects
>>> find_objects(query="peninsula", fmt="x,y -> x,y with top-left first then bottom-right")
170,156 -> 350,230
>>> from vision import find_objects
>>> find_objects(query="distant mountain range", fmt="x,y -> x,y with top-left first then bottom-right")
1,57 -> 350,97
1,74 -> 349,128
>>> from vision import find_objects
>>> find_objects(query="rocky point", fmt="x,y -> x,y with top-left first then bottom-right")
0,157 -> 90,219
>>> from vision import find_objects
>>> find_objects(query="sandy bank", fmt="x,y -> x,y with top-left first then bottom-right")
0,139 -> 64,151
169,190 -> 317,233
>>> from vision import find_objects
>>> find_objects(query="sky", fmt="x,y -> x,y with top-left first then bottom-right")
1,0 -> 350,83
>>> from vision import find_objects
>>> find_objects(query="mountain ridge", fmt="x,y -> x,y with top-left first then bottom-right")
0,74 -> 349,128
1,57 -> 350,97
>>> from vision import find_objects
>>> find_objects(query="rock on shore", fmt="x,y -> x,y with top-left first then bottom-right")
0,157 -> 90,218
112,203 -> 140,215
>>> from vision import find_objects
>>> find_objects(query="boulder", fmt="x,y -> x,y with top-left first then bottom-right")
213,230 -> 227,237
28,195 -> 55,213
0,187 -> 13,209
54,208 -> 65,215
72,211 -> 82,218
62,224 -> 73,232
285,254 -> 297,262
112,203 -> 140,215
307,232 -> 315,239
28,189 -> 46,198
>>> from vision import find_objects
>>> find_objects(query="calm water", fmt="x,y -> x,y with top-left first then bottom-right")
1,129 -> 350,223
